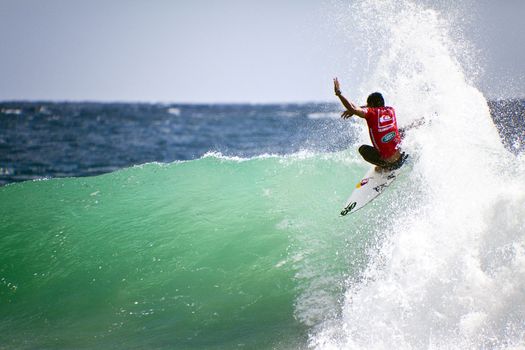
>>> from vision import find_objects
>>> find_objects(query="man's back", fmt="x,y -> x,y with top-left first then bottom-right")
363,106 -> 401,159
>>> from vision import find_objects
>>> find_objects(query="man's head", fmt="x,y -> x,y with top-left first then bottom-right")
366,92 -> 385,108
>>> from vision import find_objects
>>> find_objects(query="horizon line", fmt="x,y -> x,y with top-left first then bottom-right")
1,96 -> 524,105
0,98 -> 340,105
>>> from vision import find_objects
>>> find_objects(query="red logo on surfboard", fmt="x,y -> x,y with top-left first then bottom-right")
356,178 -> 369,188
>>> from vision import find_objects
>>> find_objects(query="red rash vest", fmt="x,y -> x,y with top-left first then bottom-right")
363,106 -> 401,159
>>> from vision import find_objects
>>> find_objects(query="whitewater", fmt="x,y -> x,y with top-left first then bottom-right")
1,0 -> 525,349
311,0 -> 525,349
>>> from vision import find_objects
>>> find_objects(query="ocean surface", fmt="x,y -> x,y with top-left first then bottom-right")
0,103 -> 354,186
2,1 -> 525,349
1,100 -> 524,186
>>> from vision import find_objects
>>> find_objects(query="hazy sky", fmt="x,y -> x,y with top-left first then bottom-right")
0,0 -> 524,103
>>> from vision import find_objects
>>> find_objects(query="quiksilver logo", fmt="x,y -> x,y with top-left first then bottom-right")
379,115 -> 392,123
381,131 -> 396,143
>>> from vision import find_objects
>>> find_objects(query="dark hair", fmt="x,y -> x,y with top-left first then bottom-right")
367,92 -> 385,107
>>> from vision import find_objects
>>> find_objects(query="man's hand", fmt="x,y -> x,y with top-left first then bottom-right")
341,110 -> 353,119
333,78 -> 342,96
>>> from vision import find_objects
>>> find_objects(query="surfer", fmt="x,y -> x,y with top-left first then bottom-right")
333,78 -> 406,171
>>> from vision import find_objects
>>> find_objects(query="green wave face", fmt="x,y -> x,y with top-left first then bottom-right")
0,152 -> 376,349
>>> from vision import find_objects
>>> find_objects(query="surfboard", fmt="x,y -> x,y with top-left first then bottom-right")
340,166 -> 400,216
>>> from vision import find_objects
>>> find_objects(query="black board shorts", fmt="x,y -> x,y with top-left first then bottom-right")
358,145 -> 408,170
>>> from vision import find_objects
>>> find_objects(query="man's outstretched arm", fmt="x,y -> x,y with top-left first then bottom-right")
333,78 -> 366,119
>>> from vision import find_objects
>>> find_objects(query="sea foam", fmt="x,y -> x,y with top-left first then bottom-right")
311,0 -> 525,349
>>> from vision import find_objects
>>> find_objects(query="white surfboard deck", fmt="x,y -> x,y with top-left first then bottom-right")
340,166 -> 400,216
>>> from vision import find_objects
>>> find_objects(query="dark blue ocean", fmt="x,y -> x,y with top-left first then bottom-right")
0,102 -> 355,185
0,100 -> 523,185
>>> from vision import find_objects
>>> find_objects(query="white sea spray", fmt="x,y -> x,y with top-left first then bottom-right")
310,0 -> 525,348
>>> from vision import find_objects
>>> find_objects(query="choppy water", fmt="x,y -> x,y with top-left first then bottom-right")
0,103 -> 353,186
2,0 -> 525,349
